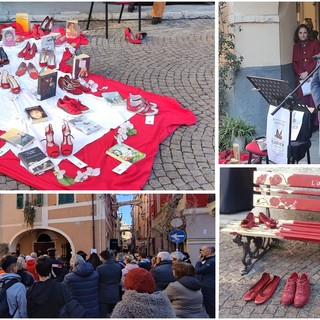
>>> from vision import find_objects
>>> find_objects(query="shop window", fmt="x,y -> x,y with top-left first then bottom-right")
58,194 -> 75,204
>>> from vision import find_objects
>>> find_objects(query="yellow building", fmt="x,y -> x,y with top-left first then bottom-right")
0,194 -> 117,260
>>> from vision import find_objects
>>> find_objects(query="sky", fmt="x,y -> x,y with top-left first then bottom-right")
116,194 -> 135,225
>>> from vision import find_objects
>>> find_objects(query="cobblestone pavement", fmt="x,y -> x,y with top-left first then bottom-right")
219,230 -> 320,318
0,18 -> 214,190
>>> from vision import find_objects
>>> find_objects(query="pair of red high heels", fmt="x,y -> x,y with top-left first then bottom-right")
244,272 -> 280,304
42,122 -> 73,158
124,27 -> 147,44
240,212 -> 277,229
39,49 -> 56,69
1,70 -> 21,94
18,42 -> 37,60
31,16 -> 54,39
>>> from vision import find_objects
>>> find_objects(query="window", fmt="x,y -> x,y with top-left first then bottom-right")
17,194 -> 43,208
17,194 -> 24,209
58,194 -> 75,205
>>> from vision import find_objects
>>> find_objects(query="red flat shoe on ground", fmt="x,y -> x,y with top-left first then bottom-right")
294,273 -> 310,308
124,27 -> 142,44
16,62 -> 27,77
254,275 -> 280,305
281,272 -> 298,305
27,62 -> 38,80
243,272 -> 271,302
258,212 -> 277,228
240,212 -> 255,228
61,121 -> 74,156
42,124 -> 60,158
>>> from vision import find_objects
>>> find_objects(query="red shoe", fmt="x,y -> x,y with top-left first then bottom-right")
44,17 -> 54,32
55,35 -> 67,46
18,41 -> 31,58
39,49 -> 47,67
281,272 -> 298,305
7,75 -> 21,94
124,27 -> 142,44
16,62 -> 27,77
24,43 -> 37,60
47,51 -> 56,69
58,77 -> 83,95
39,16 -> 50,30
31,24 -> 41,40
63,96 -> 89,112
64,75 -> 90,93
61,121 -> 74,156
294,273 -> 310,308
1,70 -> 10,89
240,212 -> 255,228
42,124 -> 60,158
27,62 -> 38,80
254,275 -> 280,305
243,272 -> 271,302
57,98 -> 82,115
258,212 -> 277,228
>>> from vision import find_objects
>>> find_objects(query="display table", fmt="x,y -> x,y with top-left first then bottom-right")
0,27 -> 197,190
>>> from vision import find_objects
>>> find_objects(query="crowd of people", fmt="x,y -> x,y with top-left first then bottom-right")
0,245 -> 215,318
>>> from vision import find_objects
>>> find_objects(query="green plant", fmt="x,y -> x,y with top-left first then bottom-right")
23,201 -> 35,229
219,1 -> 244,111
219,114 -> 256,151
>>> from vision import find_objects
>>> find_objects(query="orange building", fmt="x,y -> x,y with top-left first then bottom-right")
0,194 -> 117,260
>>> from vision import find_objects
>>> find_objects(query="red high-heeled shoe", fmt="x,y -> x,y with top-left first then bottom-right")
42,124 -> 60,158
18,41 -> 31,58
47,51 -> 56,69
61,121 -> 74,156
24,43 -> 37,60
40,16 -> 50,30
7,75 -> 21,94
124,27 -> 142,44
1,70 -> 10,89
39,49 -> 47,67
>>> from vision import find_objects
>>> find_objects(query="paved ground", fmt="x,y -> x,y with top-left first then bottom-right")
0,3 -> 215,190
220,212 -> 320,318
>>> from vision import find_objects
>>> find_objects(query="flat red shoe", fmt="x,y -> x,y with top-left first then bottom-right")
254,275 -> 280,305
294,273 -> 310,308
27,62 -> 38,80
243,272 -> 271,302
240,212 -> 255,228
281,272 -> 298,305
258,212 -> 277,228
16,62 -> 27,77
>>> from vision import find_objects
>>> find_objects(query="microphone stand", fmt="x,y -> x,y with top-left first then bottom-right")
271,61 -> 320,163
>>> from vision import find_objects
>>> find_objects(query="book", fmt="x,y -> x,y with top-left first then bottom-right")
2,27 -> 15,47
102,92 -> 126,106
41,34 -> 56,51
66,20 -> 80,39
0,128 -> 35,149
16,13 -> 29,32
72,53 -> 90,79
24,105 -> 49,124
106,143 -> 146,164
68,115 -> 102,135
18,146 -> 55,175
36,68 -> 57,101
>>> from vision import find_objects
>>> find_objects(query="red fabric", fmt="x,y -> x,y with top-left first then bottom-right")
0,79 -> 196,190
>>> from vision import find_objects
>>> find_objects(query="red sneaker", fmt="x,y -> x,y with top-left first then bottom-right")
63,96 -> 89,112
294,273 -> 310,308
281,272 -> 298,305
57,98 -> 82,115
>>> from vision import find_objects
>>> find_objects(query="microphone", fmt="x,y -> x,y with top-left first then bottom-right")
312,53 -> 320,60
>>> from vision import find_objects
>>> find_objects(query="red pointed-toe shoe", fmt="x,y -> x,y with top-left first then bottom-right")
18,41 -> 31,58
254,275 -> 280,305
7,75 -> 21,94
243,272 -> 271,302
27,62 -> 38,80
42,124 -> 60,158
240,212 -> 255,228
24,43 -> 37,60
258,212 -> 277,228
294,273 -> 310,308
1,70 -> 10,89
58,77 -> 83,95
281,272 -> 298,306
124,27 -> 142,44
61,121 -> 74,156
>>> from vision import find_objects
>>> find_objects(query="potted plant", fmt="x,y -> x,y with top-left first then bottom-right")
219,114 -> 256,151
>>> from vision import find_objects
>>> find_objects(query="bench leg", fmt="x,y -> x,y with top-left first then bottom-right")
233,235 -> 275,275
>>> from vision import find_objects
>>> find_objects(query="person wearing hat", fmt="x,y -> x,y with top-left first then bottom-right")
76,250 -> 88,261
47,247 -> 68,282
16,256 -> 35,288
111,268 -> 175,318
0,255 -> 28,317
26,254 -> 39,281
150,251 -> 175,291
96,250 -> 122,317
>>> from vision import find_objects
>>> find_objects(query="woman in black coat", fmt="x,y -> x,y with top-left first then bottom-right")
63,254 -> 100,318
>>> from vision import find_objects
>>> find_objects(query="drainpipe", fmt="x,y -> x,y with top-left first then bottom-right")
92,194 -> 96,249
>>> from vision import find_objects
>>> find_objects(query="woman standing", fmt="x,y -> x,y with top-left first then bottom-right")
292,24 -> 320,129
63,254 -> 99,318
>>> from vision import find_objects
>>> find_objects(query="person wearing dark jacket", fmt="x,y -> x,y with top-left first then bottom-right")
87,252 -> 102,270
96,250 -> 122,317
47,247 -> 68,282
151,251 -> 175,291
63,254 -> 100,318
195,246 -> 215,318
165,262 -> 208,318
27,255 -> 70,318
17,256 -> 34,288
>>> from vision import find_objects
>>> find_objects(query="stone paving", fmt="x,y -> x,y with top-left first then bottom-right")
219,227 -> 320,318
0,18 -> 214,190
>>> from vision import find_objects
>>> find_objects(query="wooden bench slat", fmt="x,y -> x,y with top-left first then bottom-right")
253,194 -> 320,212
254,171 -> 320,189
